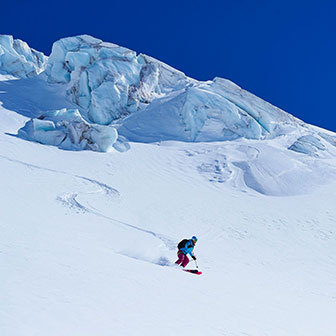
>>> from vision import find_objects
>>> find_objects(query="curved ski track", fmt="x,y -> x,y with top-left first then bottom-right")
0,154 -> 176,252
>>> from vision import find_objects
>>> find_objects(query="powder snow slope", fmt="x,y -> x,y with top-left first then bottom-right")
1,36 -> 336,336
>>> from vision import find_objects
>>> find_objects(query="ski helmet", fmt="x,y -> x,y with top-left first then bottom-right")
192,236 -> 198,243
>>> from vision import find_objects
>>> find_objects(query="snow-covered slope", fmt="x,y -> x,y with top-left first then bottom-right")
1,35 -> 336,336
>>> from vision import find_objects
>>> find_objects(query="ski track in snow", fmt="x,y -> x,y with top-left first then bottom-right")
114,250 -> 172,267
56,193 -> 90,213
0,154 -> 119,197
58,194 -> 177,254
0,153 -> 176,253
79,205 -> 177,251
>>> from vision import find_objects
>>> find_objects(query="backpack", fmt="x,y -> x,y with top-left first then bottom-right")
177,239 -> 189,250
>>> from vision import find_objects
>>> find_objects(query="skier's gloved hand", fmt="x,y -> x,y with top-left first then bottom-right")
192,256 -> 196,260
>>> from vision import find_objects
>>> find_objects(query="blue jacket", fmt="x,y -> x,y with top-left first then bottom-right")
180,239 -> 195,257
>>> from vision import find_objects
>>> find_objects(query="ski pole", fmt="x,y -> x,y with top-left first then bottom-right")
194,259 -> 198,269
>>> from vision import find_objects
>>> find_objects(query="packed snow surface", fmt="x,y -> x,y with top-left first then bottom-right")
1,35 -> 336,336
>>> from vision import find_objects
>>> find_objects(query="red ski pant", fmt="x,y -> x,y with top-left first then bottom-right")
175,250 -> 189,268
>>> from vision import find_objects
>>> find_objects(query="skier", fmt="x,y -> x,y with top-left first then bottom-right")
175,236 -> 198,268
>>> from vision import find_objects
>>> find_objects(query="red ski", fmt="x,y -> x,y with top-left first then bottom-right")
183,269 -> 202,275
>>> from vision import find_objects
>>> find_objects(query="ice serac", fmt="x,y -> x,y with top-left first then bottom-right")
289,135 -> 326,156
0,35 -> 47,78
45,34 -> 303,143
45,35 -> 187,125
18,108 -> 118,152
118,78 -> 300,142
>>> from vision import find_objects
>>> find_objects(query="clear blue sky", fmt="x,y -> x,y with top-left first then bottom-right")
2,0 -> 336,131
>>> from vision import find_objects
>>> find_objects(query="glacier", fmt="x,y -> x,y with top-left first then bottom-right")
1,34 -> 336,336
45,35 -> 169,125
44,35 -> 301,143
0,35 -> 47,78
0,33 -> 334,160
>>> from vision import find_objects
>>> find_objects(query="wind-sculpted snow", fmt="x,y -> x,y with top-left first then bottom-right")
183,142 -> 336,196
0,35 -> 47,78
18,108 -> 118,152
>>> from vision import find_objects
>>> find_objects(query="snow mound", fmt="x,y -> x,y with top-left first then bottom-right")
186,142 -> 336,196
45,35 -> 189,125
0,35 -> 47,78
18,108 -> 118,152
